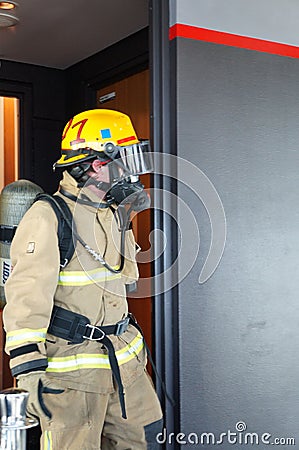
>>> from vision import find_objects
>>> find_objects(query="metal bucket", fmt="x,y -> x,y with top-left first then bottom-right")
0,388 -> 38,450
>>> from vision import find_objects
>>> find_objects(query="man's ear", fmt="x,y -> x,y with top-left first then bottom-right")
91,159 -> 103,173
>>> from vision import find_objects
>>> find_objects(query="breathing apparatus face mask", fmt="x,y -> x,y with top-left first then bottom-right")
93,140 -> 153,211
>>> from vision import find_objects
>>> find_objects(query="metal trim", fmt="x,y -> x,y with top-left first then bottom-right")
149,1 -> 180,448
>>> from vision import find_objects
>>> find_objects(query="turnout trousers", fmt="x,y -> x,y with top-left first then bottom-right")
39,371 -> 163,450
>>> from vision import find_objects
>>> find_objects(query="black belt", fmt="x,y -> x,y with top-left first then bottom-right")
48,305 -> 131,344
48,305 -> 136,419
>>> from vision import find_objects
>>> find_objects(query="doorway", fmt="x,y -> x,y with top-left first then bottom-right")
97,69 -> 153,354
0,96 -> 20,190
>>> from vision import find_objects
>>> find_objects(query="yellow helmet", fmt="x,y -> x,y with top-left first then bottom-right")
54,109 -> 140,168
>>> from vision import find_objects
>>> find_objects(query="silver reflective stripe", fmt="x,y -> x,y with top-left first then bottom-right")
47,334 -> 144,373
6,328 -> 47,348
58,267 -> 121,286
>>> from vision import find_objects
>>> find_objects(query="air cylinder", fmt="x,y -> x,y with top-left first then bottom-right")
0,180 -> 43,308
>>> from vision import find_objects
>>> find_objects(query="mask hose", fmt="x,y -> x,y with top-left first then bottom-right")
52,195 -> 129,274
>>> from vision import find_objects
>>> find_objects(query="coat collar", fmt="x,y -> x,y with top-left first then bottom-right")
59,171 -> 108,204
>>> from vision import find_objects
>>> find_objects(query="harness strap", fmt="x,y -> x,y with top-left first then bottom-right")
59,188 -> 110,209
48,305 -> 131,418
34,193 -> 76,268
101,335 -> 127,419
0,224 -> 17,244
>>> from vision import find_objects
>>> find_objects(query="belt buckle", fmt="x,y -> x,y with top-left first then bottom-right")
115,317 -> 130,336
83,324 -> 105,341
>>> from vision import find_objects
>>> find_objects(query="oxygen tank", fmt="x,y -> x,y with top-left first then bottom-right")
0,180 -> 44,308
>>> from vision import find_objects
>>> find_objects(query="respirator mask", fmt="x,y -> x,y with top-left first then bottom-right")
92,140 -> 153,211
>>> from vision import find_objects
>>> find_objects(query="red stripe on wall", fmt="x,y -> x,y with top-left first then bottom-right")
169,23 -> 299,59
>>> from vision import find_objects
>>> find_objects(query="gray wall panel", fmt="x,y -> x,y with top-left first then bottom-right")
169,0 -> 299,47
176,39 -> 299,448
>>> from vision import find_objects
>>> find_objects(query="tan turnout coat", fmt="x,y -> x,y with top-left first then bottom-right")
3,171 -> 147,394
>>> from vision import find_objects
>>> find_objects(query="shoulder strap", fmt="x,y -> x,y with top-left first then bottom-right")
34,193 -> 76,268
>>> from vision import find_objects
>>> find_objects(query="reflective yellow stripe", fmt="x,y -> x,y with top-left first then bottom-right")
46,334 -> 144,373
6,328 -> 47,348
44,430 -> 53,450
58,266 -> 121,286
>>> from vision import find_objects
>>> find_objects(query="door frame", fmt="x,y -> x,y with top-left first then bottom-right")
150,0 -> 180,444
0,81 -> 33,181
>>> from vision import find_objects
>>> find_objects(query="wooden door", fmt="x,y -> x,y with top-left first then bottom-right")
97,69 -> 153,353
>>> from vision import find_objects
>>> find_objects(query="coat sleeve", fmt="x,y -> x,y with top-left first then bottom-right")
3,201 -> 60,377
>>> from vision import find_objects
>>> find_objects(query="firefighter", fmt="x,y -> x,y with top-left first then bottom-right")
3,109 -> 163,449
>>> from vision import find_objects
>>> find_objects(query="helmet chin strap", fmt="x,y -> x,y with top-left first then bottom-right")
68,163 -> 92,187
83,176 -> 112,199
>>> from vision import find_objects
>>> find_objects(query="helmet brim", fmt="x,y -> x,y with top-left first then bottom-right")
53,153 -> 97,169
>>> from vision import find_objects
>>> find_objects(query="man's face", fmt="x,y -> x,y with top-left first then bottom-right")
86,161 -> 111,199
88,164 -> 110,183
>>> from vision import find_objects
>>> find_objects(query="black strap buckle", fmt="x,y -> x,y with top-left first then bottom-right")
0,225 -> 17,244
83,324 -> 105,341
115,317 -> 130,336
